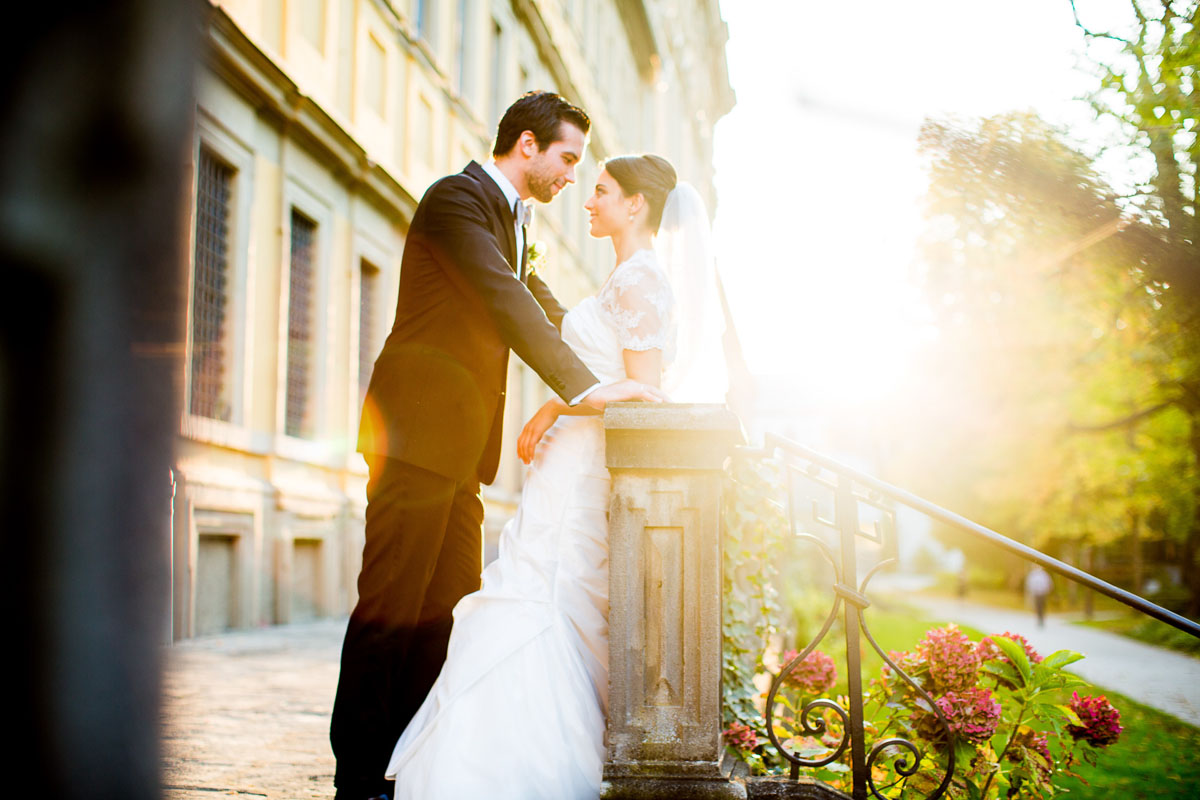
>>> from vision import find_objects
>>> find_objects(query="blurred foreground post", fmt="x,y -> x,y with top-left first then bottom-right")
0,2 -> 195,797
602,403 -> 745,800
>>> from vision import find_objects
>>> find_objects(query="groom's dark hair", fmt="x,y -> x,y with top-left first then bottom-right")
493,91 -> 591,156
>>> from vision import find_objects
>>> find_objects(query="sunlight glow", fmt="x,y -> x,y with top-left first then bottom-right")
713,0 -> 1134,443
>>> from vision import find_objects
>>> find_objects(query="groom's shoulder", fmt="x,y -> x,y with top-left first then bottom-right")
429,162 -> 485,194
419,163 -> 490,208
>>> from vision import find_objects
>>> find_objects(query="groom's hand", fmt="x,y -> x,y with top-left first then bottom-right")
579,380 -> 668,411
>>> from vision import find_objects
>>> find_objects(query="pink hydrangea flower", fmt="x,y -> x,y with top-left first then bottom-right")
723,722 -> 758,751
875,649 -> 927,698
779,649 -> 838,695
977,632 -> 1043,665
887,648 -> 923,673
1028,731 -> 1052,765
917,624 -> 980,693
914,686 -> 1002,746
880,649 -> 918,680
939,687 -> 1002,744
1068,692 -> 1122,747
1008,728 -> 1053,779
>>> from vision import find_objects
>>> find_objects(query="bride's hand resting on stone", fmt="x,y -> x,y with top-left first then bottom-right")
518,350 -> 665,464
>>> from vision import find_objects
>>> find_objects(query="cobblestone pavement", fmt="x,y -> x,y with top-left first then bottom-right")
910,597 -> 1200,727
161,618 -> 347,799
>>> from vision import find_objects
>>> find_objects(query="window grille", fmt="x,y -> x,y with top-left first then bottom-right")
358,259 -> 380,408
286,211 -> 317,438
189,149 -> 234,421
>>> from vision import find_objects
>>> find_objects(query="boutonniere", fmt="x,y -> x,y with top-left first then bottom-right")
527,239 -> 547,277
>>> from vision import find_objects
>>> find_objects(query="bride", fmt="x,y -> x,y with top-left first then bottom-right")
384,154 -> 722,799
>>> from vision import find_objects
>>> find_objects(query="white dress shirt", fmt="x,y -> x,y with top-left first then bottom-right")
480,160 -> 527,268
478,160 -> 599,406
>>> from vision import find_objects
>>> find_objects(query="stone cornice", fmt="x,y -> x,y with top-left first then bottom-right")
199,3 -> 419,225
511,0 -> 623,159
615,0 -> 661,82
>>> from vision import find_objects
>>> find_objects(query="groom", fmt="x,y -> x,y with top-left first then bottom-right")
331,91 -> 661,800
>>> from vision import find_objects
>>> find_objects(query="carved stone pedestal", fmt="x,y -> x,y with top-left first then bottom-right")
602,403 -> 746,800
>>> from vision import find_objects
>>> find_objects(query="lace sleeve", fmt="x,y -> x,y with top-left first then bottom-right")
600,254 -> 675,351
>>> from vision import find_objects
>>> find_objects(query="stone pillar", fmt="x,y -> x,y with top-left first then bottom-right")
602,403 -> 746,800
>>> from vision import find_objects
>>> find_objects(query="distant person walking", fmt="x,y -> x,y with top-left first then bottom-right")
1026,565 -> 1053,627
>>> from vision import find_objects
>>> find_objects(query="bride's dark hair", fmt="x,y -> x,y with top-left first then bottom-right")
603,154 -> 677,233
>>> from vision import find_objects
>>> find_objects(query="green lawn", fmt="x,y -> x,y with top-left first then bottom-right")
1055,687 -> 1200,799
785,600 -> 1200,799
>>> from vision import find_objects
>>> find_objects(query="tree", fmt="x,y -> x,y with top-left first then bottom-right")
897,108 -> 1198,611
1070,0 -> 1199,611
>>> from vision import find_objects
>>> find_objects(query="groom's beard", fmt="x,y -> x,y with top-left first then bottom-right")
526,163 -> 561,204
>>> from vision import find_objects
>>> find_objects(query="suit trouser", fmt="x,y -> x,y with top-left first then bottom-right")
330,455 -> 484,797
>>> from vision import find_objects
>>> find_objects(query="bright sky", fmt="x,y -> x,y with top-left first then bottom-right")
712,0 -> 1133,413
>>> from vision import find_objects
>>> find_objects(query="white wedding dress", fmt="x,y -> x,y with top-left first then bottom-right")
385,248 -> 675,800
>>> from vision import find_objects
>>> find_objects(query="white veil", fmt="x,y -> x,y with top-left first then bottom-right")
655,182 -> 728,403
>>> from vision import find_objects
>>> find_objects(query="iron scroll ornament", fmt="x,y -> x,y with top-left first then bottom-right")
758,460 -> 957,799
763,532 -> 850,773
857,561 -> 955,800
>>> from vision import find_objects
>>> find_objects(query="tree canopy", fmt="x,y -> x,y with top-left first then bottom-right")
895,1 -> 1198,612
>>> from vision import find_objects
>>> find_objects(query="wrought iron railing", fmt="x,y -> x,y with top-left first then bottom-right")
733,433 -> 1200,800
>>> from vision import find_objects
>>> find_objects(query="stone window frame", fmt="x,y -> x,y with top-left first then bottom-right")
276,177 -> 334,463
182,117 -> 254,448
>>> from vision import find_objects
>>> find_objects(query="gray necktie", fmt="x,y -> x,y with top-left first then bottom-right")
513,199 -> 532,227
514,200 -> 532,279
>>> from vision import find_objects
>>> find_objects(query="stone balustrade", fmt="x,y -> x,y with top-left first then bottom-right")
601,403 -> 746,800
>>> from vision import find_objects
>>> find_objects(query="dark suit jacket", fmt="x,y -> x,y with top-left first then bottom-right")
357,161 -> 597,484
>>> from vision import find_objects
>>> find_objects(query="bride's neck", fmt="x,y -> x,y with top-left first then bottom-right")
611,229 -> 653,265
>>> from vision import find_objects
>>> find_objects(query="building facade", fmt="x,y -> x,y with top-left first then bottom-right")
173,0 -> 734,639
